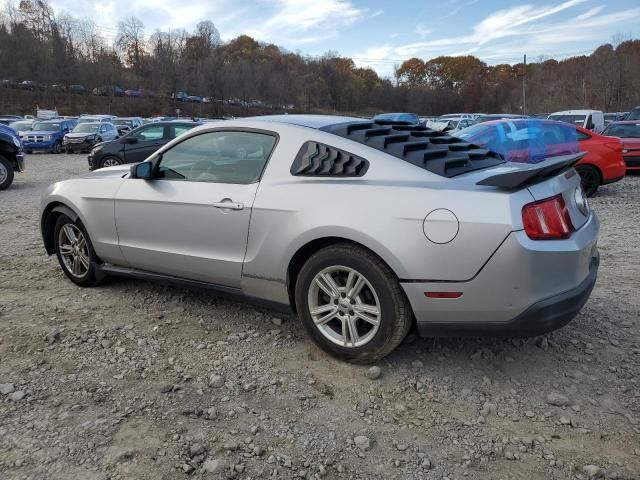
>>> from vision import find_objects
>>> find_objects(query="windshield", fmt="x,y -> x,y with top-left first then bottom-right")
9,121 -> 32,131
627,109 -> 640,121
455,119 -> 580,164
548,114 -> 586,125
603,123 -> 640,138
73,123 -> 99,133
113,119 -> 133,126
77,117 -> 104,124
32,122 -> 61,131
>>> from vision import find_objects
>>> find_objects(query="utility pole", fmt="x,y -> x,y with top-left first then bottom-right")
522,54 -> 527,115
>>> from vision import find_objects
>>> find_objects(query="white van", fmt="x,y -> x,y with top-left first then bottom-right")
547,110 -> 604,132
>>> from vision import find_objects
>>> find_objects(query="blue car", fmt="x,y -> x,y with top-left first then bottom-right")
23,119 -> 77,154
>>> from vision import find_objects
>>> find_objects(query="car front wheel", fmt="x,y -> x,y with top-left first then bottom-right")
101,156 -> 122,168
53,214 -> 101,287
0,155 -> 14,190
295,243 -> 413,363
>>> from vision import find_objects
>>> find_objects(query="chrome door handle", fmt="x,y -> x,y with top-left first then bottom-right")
212,200 -> 244,210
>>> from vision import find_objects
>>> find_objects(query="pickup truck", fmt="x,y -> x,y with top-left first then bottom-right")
0,124 -> 26,189
23,119 -> 76,154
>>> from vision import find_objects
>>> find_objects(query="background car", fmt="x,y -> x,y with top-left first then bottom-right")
112,117 -> 144,135
23,119 -> 76,154
456,119 -> 625,196
77,115 -> 115,125
88,120 -> 201,169
0,115 -> 23,126
602,121 -> 640,172
0,123 -> 25,190
372,112 -> 421,124
41,115 -> 599,362
472,114 -> 529,124
63,122 -> 118,153
8,119 -> 34,140
548,110 -> 605,132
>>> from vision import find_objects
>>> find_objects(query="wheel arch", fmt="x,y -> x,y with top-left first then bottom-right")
285,236 -> 402,312
41,202 -> 80,255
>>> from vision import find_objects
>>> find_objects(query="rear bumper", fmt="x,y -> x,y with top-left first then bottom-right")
15,152 -> 25,171
414,254 -> 598,337
402,212 -> 599,337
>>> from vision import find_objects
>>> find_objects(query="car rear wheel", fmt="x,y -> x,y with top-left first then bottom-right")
295,243 -> 412,363
0,155 -> 14,190
576,165 -> 601,197
53,214 -> 101,287
101,156 -> 122,168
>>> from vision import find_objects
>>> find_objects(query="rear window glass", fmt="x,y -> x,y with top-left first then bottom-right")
603,123 -> 640,138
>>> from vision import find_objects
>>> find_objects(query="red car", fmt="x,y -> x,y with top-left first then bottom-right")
456,119 -> 625,196
601,121 -> 640,173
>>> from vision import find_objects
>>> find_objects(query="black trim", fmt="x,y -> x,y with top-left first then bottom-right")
98,265 -> 293,314
416,254 -> 599,337
291,141 -> 369,177
321,120 -> 504,178
476,153 -> 585,189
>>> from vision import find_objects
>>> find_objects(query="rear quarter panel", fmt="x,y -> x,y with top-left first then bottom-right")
238,122 -> 530,303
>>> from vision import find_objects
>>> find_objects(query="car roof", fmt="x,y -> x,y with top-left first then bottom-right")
246,114 -> 363,129
549,110 -> 601,115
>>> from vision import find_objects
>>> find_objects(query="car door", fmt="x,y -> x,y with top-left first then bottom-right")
123,124 -> 167,163
114,129 -> 278,287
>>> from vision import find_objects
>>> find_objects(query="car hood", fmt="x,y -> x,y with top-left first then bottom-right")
28,130 -> 60,135
84,164 -> 131,178
66,132 -> 96,139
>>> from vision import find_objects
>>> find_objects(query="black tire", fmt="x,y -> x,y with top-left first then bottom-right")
576,165 -> 601,197
52,141 -> 62,154
65,147 -> 72,154
0,155 -> 14,190
295,243 -> 413,363
100,156 -> 122,168
25,150 -> 32,154
53,214 -> 102,287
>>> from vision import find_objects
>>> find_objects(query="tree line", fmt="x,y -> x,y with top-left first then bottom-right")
1,0 -> 639,117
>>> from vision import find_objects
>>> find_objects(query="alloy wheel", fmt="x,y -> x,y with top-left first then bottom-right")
102,157 -> 121,167
57,223 -> 90,279
307,265 -> 381,348
0,161 -> 7,185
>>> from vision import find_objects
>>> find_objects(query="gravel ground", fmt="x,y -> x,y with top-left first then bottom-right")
1,153 -> 639,480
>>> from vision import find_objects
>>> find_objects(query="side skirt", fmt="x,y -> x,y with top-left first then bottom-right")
98,264 -> 294,315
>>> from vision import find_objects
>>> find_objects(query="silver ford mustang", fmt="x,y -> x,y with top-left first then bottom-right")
40,115 -> 599,362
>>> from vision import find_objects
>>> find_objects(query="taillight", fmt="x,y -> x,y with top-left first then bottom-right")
522,194 -> 574,240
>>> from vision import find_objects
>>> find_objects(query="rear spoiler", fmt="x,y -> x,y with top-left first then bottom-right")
476,153 -> 585,189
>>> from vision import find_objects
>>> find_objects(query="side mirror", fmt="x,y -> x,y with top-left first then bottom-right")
130,162 -> 153,179
123,136 -> 138,144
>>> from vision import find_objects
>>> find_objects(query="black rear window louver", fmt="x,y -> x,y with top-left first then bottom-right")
291,141 -> 369,177
320,120 -> 504,178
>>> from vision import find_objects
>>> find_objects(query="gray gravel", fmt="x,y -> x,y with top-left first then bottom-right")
1,153 -> 639,479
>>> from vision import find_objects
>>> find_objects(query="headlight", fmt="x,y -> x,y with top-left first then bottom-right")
43,135 -> 51,141
12,136 -> 21,147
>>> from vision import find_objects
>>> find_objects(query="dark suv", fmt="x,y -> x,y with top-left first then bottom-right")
87,121 -> 201,170
0,124 -> 25,189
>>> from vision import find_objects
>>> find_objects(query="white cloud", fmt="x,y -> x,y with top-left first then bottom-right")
372,9 -> 383,18
416,24 -> 431,38
245,0 -> 363,44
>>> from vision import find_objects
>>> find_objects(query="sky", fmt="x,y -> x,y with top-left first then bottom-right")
48,0 -> 640,77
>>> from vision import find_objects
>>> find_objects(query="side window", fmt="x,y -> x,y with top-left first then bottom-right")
133,125 -> 165,141
157,131 -> 277,184
170,125 -> 193,138
100,125 -> 107,133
